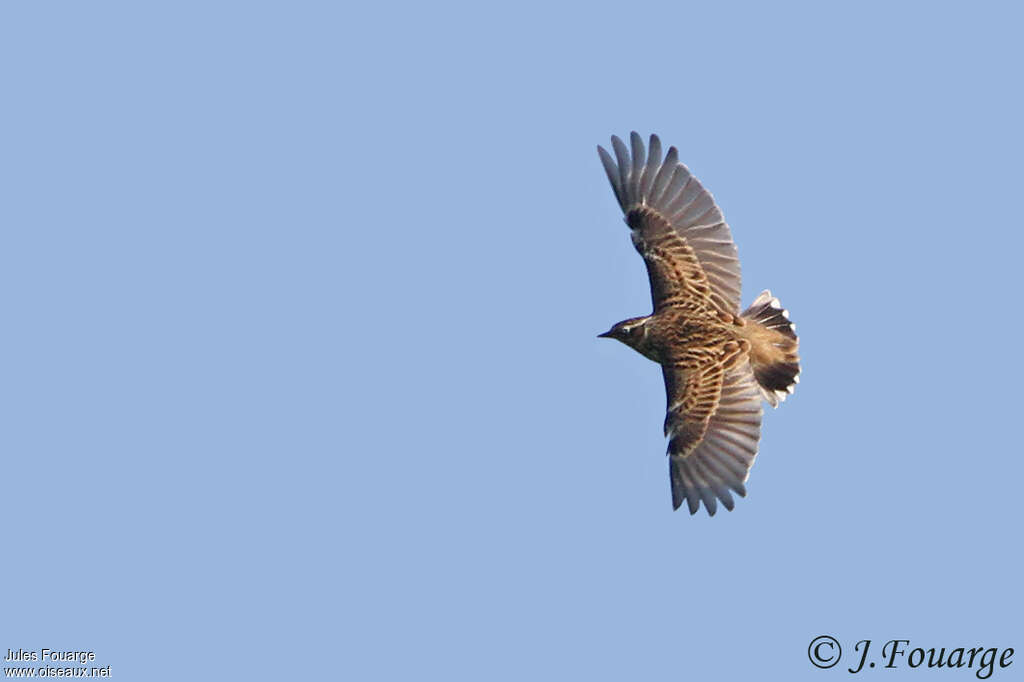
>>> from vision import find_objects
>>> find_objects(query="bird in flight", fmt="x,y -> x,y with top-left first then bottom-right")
597,133 -> 800,515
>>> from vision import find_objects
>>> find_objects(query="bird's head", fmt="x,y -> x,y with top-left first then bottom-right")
597,317 -> 649,349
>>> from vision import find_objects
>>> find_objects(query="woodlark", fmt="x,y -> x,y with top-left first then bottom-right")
597,133 -> 800,515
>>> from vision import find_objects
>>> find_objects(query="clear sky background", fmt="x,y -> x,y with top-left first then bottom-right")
2,2 -> 1022,680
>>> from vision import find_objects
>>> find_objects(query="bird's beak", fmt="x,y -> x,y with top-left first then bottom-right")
597,329 -> 613,338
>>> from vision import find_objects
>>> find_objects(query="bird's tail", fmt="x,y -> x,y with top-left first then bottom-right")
740,290 -> 800,407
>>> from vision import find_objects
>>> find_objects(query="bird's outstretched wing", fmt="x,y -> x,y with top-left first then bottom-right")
598,132 -> 741,315
664,362 -> 763,515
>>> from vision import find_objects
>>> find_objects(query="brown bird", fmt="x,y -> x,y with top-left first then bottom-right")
597,133 -> 800,515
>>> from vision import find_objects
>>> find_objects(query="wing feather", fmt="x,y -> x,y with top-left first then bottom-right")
649,146 -> 679,204
629,131 -> 646,199
668,365 -> 763,515
611,135 -> 632,201
597,146 -> 625,209
639,135 -> 661,198
597,132 -> 742,313
658,167 -> 691,213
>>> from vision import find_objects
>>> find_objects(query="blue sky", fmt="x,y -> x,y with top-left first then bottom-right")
2,2 -> 1021,680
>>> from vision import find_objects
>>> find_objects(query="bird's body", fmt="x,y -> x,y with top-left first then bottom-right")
597,133 -> 800,515
602,309 -> 741,366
